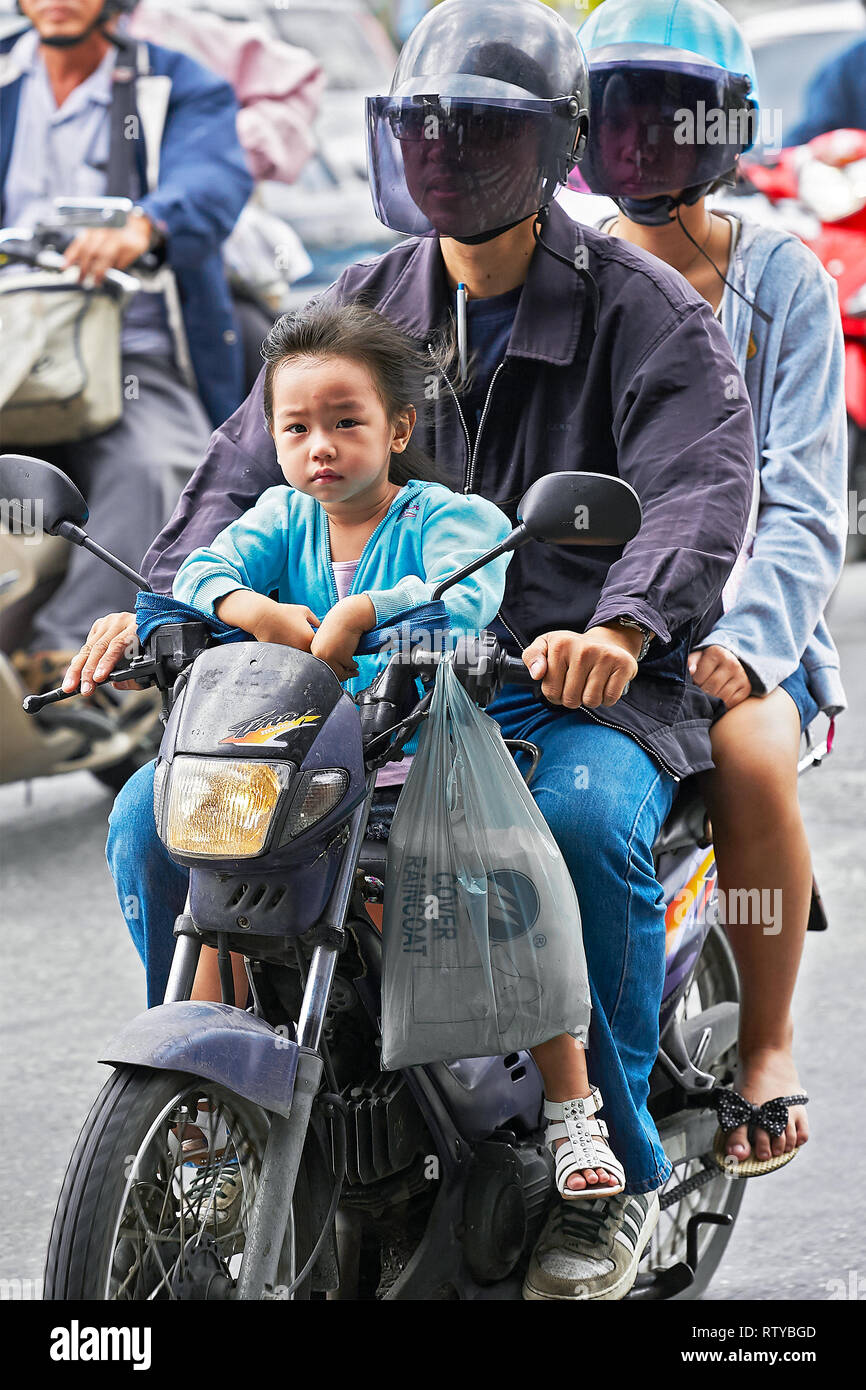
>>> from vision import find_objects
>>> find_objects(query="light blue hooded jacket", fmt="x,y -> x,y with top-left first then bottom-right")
172,478 -> 512,699
703,215 -> 848,716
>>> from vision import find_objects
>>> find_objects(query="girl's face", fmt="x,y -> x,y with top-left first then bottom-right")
269,355 -> 413,506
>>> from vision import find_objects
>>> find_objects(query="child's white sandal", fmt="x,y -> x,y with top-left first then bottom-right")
544,1086 -> 626,1200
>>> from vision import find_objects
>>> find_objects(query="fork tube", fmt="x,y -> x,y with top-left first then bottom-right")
236,789 -> 374,1299
235,1052 -> 324,1300
163,896 -> 201,1003
296,947 -> 338,1050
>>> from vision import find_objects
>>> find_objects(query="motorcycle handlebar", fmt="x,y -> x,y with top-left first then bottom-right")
408,644 -> 535,688
0,228 -> 147,294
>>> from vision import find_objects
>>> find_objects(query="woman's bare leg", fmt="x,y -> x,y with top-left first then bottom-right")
191,946 -> 249,1007
703,689 -> 812,1164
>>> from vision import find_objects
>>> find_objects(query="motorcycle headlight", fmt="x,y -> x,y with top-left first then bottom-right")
280,768 -> 349,842
164,756 -> 293,858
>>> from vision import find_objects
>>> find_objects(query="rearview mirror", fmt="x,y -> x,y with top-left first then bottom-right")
0,454 -> 89,533
51,195 -> 133,229
517,471 -> 642,547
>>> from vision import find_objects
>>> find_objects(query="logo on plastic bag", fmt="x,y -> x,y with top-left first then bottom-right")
486,869 -> 540,942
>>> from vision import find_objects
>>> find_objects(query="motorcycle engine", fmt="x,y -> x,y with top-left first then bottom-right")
462,1137 -> 553,1284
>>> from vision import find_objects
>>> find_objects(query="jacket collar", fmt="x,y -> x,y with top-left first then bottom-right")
374,200 -> 590,367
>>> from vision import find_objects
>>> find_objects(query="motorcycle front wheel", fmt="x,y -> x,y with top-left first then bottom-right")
45,1065 -> 314,1300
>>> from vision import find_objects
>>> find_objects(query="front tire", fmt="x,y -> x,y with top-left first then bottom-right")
45,1066 -> 314,1300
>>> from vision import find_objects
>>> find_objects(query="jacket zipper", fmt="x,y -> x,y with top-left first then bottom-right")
438,369 -> 472,488
467,361 -> 506,494
577,702 -> 682,783
433,346 -> 505,495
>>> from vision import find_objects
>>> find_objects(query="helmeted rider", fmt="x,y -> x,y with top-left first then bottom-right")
0,0 -> 252,690
69,0 -> 756,1301
575,0 -> 847,1181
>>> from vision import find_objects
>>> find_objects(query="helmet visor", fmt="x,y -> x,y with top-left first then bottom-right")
366,95 -> 573,238
582,60 -> 755,201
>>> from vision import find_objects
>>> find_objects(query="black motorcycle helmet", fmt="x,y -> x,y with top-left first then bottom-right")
17,0 -> 138,48
366,0 -> 590,242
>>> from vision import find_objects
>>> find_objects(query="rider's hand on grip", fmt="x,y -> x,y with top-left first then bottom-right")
522,626 -> 640,709
64,613 -> 142,695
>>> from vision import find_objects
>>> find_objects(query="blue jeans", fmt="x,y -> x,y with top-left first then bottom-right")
487,686 -> 676,1193
106,688 -> 675,1193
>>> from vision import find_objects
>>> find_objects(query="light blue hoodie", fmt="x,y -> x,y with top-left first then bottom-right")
705,215 -> 848,716
172,478 -> 513,698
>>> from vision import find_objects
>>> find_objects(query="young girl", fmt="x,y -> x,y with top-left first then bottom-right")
172,300 -> 625,1195
574,0 -> 848,1177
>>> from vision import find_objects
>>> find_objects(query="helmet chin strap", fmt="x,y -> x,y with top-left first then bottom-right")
614,182 -> 712,227
449,216 -> 528,246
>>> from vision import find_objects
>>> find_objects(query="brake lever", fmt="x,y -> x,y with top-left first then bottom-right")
22,657 -> 159,714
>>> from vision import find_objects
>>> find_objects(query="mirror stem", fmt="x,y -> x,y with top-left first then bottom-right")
54,520 -> 152,592
431,524 -> 527,601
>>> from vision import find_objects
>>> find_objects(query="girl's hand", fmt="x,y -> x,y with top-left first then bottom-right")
215,592 -> 320,650
311,595 -> 376,681
688,645 -> 752,710
255,602 -> 321,650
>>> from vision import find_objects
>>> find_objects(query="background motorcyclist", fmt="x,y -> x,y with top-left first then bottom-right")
786,0 -> 866,144
0,0 -> 253,688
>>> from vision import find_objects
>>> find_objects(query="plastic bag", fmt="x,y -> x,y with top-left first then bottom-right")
381,658 -> 590,1069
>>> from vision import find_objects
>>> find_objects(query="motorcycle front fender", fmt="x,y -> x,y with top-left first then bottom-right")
99,1001 -> 301,1117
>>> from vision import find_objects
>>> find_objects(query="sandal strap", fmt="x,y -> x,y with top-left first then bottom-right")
544,1085 -> 603,1122
711,1087 -> 809,1138
543,1090 -> 625,1195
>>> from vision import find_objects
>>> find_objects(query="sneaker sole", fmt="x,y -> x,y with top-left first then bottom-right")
522,1197 -> 660,1302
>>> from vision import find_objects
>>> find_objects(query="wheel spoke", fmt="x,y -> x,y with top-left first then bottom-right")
102,1084 -> 267,1300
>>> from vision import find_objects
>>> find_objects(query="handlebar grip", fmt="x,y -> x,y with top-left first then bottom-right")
22,662 -> 153,713
23,685 -> 76,713
499,655 -> 536,687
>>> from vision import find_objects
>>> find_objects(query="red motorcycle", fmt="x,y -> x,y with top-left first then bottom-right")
741,128 -> 866,559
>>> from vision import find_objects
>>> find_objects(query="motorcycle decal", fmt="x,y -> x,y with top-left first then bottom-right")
664,847 -> 717,957
219,710 -> 321,747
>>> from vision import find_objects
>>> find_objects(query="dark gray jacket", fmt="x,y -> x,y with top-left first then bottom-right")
143,203 -> 755,779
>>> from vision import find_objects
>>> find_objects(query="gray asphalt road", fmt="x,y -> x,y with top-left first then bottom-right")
1,564 -> 864,1301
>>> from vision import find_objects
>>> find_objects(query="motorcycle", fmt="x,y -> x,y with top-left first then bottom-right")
0,193 -> 309,793
738,128 -> 866,560
0,452 -> 829,1302
0,202 -> 166,791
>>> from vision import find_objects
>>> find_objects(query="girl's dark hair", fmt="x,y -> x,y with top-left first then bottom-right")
262,300 -> 448,487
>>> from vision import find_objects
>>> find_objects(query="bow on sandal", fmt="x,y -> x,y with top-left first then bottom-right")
710,1087 -> 809,1179
544,1087 -> 626,1200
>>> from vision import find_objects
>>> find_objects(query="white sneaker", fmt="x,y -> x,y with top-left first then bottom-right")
523,1190 -> 660,1301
